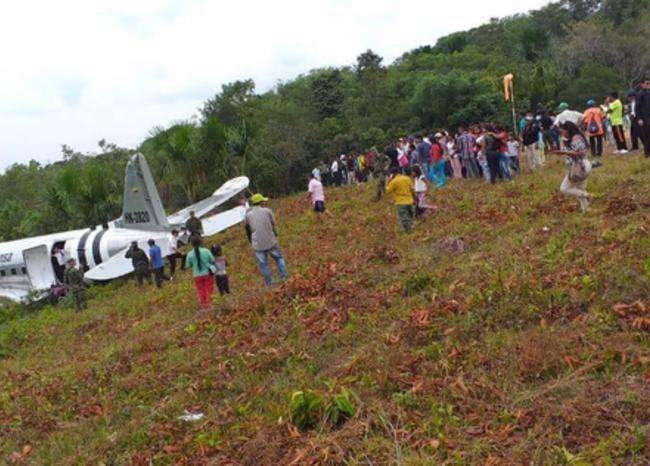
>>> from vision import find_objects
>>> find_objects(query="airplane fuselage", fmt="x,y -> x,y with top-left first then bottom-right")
0,225 -> 173,302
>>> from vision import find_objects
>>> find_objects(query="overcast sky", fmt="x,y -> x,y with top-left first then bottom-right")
0,0 -> 549,172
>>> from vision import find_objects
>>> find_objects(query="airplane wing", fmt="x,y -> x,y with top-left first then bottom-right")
84,235 -> 172,281
201,205 -> 247,236
167,176 -> 249,226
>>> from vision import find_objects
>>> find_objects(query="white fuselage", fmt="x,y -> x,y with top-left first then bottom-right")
0,224 -> 170,302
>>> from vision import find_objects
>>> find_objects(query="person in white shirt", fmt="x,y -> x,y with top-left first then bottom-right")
167,229 -> 185,279
554,102 -> 584,127
506,133 -> 521,173
330,159 -> 340,186
412,165 -> 437,217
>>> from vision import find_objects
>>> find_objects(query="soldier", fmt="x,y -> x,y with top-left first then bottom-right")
185,211 -> 203,241
125,241 -> 152,287
64,258 -> 87,311
373,149 -> 390,201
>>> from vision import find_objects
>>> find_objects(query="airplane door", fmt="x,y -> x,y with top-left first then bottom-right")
23,245 -> 57,290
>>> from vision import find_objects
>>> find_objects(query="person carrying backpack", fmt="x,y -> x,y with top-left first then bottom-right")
583,99 -> 605,157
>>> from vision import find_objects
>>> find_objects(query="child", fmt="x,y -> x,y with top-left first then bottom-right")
210,245 -> 230,295
506,133 -> 520,173
412,165 -> 437,217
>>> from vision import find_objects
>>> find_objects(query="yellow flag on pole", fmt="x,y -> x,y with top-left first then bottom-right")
503,73 -> 514,101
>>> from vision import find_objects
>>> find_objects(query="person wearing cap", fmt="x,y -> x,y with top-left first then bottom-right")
64,258 -> 87,311
554,102 -> 584,129
583,99 -> 605,157
245,194 -> 288,286
605,92 -> 628,154
386,167 -> 415,232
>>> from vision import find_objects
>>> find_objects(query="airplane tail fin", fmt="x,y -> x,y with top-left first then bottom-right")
119,153 -> 170,231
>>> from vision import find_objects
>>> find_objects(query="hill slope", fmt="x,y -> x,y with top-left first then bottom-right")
1,155 -> 649,464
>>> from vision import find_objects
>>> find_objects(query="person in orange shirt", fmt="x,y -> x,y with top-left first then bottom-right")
583,99 -> 605,157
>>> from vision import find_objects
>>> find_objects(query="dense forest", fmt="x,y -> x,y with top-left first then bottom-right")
1,0 -> 647,241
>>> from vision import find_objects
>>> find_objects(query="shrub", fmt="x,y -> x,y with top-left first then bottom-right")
290,390 -> 324,431
325,387 -> 357,426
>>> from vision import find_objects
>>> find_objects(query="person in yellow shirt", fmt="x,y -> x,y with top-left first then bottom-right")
386,167 -> 415,232
606,92 -> 628,153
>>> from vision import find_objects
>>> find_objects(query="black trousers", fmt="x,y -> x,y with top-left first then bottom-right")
153,267 -> 167,288
486,151 -> 500,184
612,125 -> 627,150
639,121 -> 650,155
135,267 -> 152,286
168,252 -> 184,276
216,275 -> 230,295
589,135 -> 603,157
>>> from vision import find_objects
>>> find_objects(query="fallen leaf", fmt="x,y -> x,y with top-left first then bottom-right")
162,445 -> 180,454
466,426 -> 484,436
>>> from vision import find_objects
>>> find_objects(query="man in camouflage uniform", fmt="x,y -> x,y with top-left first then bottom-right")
125,241 -> 152,287
185,210 -> 203,242
64,258 -> 87,311
373,149 -> 390,201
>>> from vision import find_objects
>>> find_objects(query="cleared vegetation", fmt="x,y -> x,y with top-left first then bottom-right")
1,154 -> 649,465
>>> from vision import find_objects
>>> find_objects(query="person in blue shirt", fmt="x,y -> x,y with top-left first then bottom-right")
147,239 -> 168,288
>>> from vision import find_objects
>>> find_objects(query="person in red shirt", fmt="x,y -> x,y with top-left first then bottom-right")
496,126 -> 512,180
429,133 -> 446,188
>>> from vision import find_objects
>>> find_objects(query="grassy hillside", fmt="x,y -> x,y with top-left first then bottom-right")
1,154 -> 649,465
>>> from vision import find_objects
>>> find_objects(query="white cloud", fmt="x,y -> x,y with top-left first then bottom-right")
0,0 -> 549,171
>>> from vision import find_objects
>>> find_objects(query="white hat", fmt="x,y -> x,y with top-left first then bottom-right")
435,132 -> 443,138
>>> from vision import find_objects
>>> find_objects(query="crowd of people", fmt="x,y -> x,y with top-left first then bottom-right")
307,81 -> 649,231
61,80 -> 649,311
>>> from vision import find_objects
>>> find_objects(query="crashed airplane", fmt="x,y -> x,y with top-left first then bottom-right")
0,153 -> 249,302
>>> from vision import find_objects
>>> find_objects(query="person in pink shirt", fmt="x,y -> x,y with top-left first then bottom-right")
307,173 -> 330,219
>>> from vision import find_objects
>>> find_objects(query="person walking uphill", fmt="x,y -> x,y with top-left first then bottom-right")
373,150 -> 390,201
148,239 -> 167,288
245,193 -> 288,286
386,167 -> 415,232
125,241 -> 152,287
185,211 -> 203,241
64,258 -> 87,311
185,237 -> 216,311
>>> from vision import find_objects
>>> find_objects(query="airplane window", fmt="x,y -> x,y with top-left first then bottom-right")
11,269 -> 17,275
21,267 -> 27,275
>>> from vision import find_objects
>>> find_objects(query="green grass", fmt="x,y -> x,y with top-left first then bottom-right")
1,154 -> 649,464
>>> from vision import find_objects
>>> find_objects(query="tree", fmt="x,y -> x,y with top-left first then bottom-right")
557,14 -> 650,86
309,69 -> 344,120
201,79 -> 256,126
355,49 -> 383,79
